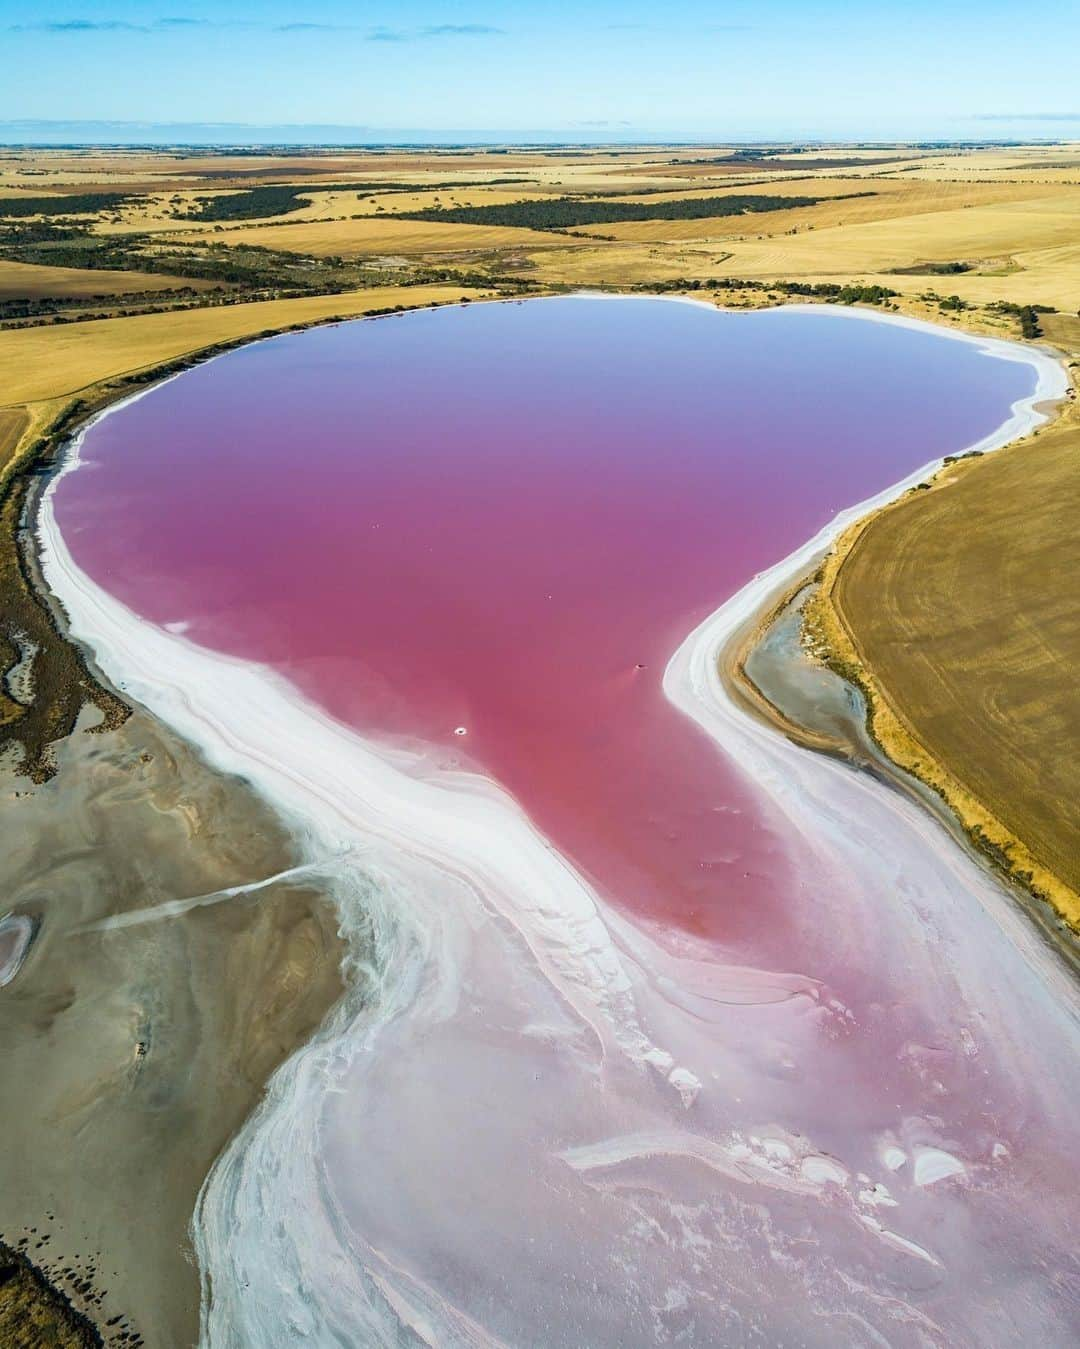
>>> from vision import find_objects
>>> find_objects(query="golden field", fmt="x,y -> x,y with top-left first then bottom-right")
196,215 -> 583,257
3,142 -> 1080,313
0,256 -> 216,299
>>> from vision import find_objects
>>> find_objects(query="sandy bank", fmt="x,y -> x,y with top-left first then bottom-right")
0,707 -> 346,1347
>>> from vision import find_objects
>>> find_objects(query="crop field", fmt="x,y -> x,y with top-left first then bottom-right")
194,215 -> 585,257
0,405 -> 27,472
4,144 -> 1079,320
575,180 -> 1054,240
0,257 -> 217,299
712,197 -> 1080,283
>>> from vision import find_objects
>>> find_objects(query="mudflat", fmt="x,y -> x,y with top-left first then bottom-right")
0,707 -> 346,1347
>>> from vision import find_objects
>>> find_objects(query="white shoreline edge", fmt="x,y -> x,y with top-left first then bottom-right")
32,294 -> 1069,1340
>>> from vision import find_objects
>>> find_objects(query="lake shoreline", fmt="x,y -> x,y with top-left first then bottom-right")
662,303 -> 1066,861
13,294 -> 1075,1343
670,305 -> 1078,951
724,582 -> 1080,976
745,326 -> 1079,944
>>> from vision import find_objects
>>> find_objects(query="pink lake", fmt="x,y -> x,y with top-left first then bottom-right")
49,297 -> 1080,1346
55,297 -> 1034,959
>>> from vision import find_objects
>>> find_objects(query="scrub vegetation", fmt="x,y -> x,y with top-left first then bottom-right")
632,276 -> 899,304
0,1239 -> 102,1348
179,176 -> 530,221
0,192 -> 131,218
398,190 -> 865,230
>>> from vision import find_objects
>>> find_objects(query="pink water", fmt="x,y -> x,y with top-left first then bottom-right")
57,298 -> 1031,960
53,298 -> 1080,1344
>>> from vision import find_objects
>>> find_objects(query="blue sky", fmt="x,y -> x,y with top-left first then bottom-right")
2,1 -> 1078,142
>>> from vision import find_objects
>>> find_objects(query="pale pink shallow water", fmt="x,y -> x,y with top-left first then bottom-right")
50,299 -> 1080,1345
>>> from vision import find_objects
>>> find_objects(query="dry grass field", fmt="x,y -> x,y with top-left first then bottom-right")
0,405 -> 27,464
5,143 -> 1080,316
200,215 -> 584,257
0,257 -> 216,300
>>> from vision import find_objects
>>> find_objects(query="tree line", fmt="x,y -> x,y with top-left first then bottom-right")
180,178 -> 532,222
0,192 -> 131,218
400,192 -> 876,232
630,276 -> 898,305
